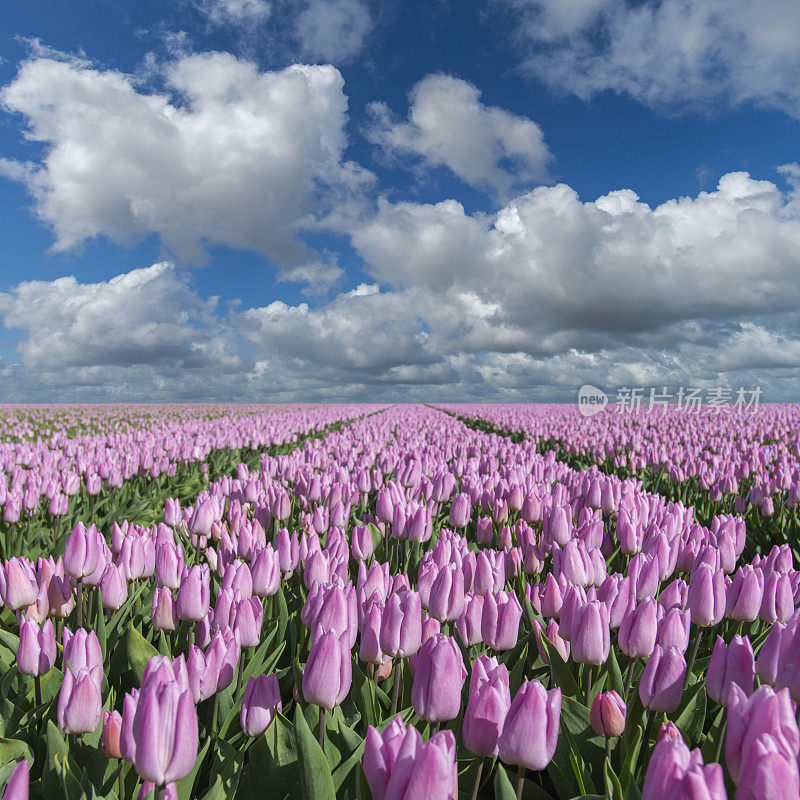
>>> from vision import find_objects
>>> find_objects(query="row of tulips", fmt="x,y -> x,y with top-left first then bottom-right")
439,404 -> 800,558
0,404 -> 799,800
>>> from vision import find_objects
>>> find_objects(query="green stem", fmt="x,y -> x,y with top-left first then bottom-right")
236,654 -> 245,698
585,665 -> 594,706
515,765 -> 525,800
210,693 -> 219,736
318,706 -> 326,753
684,626 -> 702,689
623,660 -> 635,706
391,659 -> 402,717
76,580 -> 83,629
34,674 -> 41,707
470,759 -> 484,800
642,711 -> 656,767
713,717 -> 727,765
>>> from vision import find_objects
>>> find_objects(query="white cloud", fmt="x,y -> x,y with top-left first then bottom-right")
0,262 -> 238,372
295,0 -> 372,64
505,0 -> 800,117
367,74 -> 552,197
353,171 -> 800,340
2,171 -> 800,402
277,258 -> 344,297
196,0 -> 271,26
0,51 -> 368,265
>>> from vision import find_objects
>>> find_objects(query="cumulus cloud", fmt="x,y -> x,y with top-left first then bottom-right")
367,74 -> 552,197
2,171 -> 800,402
277,258 -> 344,297
0,262 -> 240,373
504,0 -> 800,117
196,0 -> 271,26
295,0 -> 372,64
353,172 -> 800,340
0,50 -> 370,265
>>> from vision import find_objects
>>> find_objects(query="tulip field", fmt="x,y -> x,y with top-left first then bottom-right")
2,403 -> 800,800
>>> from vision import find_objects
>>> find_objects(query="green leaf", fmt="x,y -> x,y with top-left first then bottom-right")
294,704 -> 336,800
673,681 -> 706,745
604,758 -> 624,800
0,630 -> 20,658
494,763 -> 517,800
330,715 -> 366,793
700,705 -> 726,765
127,625 -> 159,685
199,776 -> 226,800
542,635 -> 580,698
0,737 -> 33,767
608,648 -> 625,698
96,589 -> 108,657
619,724 -> 643,797
509,643 -> 528,696
177,736 -> 210,800
240,714 -> 300,800
276,587 -> 289,645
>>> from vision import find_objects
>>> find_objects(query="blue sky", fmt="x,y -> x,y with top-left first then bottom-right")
0,0 -> 799,402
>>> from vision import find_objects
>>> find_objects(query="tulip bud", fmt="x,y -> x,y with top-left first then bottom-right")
151,587 -> 178,632
352,525 -> 374,561
736,733 -> 800,800
497,680 -> 561,771
303,630 -> 351,709
232,595 -> 263,648
641,735 -> 726,800
618,598 -> 657,659
639,645 -> 686,713
250,545 -> 280,597
62,627 -> 102,677
2,558 -> 37,610
240,673 -> 282,736
101,710 -> 123,759
706,634 -> 755,705
727,565 -> 764,622
359,597 -> 387,666
17,617 -> 56,677
571,600 -> 610,664
189,500 -> 215,537
100,564 -> 128,611
132,682 -> 198,785
590,691 -> 626,737
63,525 -> 100,580
687,563 -> 726,627
726,684 -> 800,784
656,607 -> 690,653
427,563 -> 465,623
58,667 -> 103,734
411,634 -> 466,723
481,590 -> 522,651
155,543 -> 184,591
206,629 -> 239,692
462,655 -> 510,757
380,590 -> 422,659
176,565 -> 210,622
448,494 -> 471,528
456,592 -> 484,647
